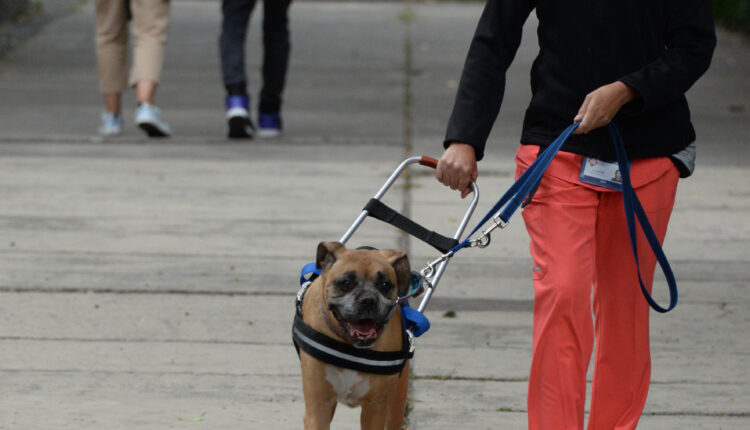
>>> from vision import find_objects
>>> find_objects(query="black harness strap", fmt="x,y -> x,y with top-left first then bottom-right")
292,313 -> 412,375
363,198 -> 458,253
293,269 -> 413,375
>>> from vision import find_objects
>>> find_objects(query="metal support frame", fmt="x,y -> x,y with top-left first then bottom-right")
338,156 -> 479,315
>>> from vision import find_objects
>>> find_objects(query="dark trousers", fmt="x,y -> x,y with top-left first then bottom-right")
219,0 -> 292,114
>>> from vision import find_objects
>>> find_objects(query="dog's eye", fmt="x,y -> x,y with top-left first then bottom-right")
336,279 -> 354,292
378,280 -> 393,293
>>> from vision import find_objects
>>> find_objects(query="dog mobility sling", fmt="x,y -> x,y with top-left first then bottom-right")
291,154 -> 476,375
292,263 -> 420,375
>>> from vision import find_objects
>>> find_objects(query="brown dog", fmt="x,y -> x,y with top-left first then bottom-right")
297,241 -> 411,430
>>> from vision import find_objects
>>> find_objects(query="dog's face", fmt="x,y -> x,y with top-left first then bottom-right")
316,242 -> 410,348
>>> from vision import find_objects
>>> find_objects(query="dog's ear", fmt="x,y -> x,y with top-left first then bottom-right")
316,241 -> 345,270
386,252 -> 410,297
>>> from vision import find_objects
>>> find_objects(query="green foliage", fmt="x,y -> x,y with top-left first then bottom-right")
714,0 -> 750,32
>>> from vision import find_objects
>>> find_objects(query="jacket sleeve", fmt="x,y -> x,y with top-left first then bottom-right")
444,0 -> 535,161
618,0 -> 716,114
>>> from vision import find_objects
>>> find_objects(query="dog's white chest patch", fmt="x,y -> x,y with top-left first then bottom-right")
325,366 -> 370,407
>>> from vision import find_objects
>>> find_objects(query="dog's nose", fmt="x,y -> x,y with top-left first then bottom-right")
360,296 -> 377,310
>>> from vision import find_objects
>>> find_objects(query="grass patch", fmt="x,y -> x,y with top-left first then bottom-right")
397,6 -> 416,25
714,0 -> 750,32
10,0 -> 43,23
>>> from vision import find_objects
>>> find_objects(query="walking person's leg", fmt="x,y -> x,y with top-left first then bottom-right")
130,0 -> 172,137
94,0 -> 128,136
257,0 -> 292,137
587,165 -> 679,430
220,0 -> 257,138
517,147 -> 600,430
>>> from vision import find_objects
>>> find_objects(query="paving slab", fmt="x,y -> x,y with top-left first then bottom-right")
0,0 -> 406,142
0,1 -> 748,429
410,3 -> 537,155
0,142 -> 404,260
0,140 -> 405,430
0,293 -> 362,428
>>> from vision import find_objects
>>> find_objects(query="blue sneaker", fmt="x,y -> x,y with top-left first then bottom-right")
226,95 -> 255,138
258,112 -> 282,138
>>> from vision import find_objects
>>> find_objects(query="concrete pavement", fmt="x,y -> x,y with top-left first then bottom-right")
0,1 -> 748,429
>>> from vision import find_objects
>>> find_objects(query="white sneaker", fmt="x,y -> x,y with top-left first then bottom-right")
98,112 -> 123,136
135,103 -> 171,137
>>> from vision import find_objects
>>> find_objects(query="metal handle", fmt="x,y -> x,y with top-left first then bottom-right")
340,156 -> 477,246
416,180 -> 478,313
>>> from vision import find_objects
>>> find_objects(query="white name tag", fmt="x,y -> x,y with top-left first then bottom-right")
579,157 -> 626,190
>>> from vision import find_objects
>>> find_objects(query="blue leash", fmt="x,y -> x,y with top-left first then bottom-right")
448,122 -> 579,253
610,125 -> 678,312
453,122 -> 678,313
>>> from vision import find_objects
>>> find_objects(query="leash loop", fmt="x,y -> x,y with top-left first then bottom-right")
609,124 -> 679,313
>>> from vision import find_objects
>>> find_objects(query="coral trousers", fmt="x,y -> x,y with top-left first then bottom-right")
515,144 -> 680,430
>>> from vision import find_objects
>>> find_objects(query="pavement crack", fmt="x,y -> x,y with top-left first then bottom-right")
0,248 -> 312,260
0,336 -> 286,346
400,3 -> 417,427
399,1 -> 416,256
416,374 -> 528,383
0,368 -> 301,379
641,411 -> 750,418
0,287 -> 291,296
414,373 -> 748,386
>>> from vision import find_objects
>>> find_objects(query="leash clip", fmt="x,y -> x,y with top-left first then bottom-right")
469,215 -> 507,248
471,232 -> 492,248
421,251 -> 454,280
491,215 -> 509,230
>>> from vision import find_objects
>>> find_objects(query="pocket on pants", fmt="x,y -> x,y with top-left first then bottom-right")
522,202 -> 548,281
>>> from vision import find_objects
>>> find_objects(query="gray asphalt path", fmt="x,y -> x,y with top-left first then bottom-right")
0,1 -> 748,429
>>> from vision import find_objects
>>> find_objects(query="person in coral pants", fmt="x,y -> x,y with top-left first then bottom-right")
434,0 -> 715,428
516,145 -> 679,429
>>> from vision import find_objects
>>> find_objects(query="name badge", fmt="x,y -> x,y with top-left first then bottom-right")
579,157 -> 626,191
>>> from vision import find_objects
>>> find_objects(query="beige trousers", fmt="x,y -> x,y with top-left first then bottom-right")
95,0 -> 170,93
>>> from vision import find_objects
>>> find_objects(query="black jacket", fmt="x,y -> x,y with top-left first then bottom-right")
445,0 -> 716,161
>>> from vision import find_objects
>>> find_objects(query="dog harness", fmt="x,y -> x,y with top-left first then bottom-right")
292,262 -> 425,375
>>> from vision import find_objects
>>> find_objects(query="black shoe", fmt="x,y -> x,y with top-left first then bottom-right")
226,95 -> 255,138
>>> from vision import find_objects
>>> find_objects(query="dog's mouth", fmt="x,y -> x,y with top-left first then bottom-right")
341,319 -> 385,346
330,308 -> 387,347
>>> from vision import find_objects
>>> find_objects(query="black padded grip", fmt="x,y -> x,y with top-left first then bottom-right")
363,198 -> 458,253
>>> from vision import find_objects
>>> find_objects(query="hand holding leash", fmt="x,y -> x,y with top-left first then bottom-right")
573,81 -> 638,134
